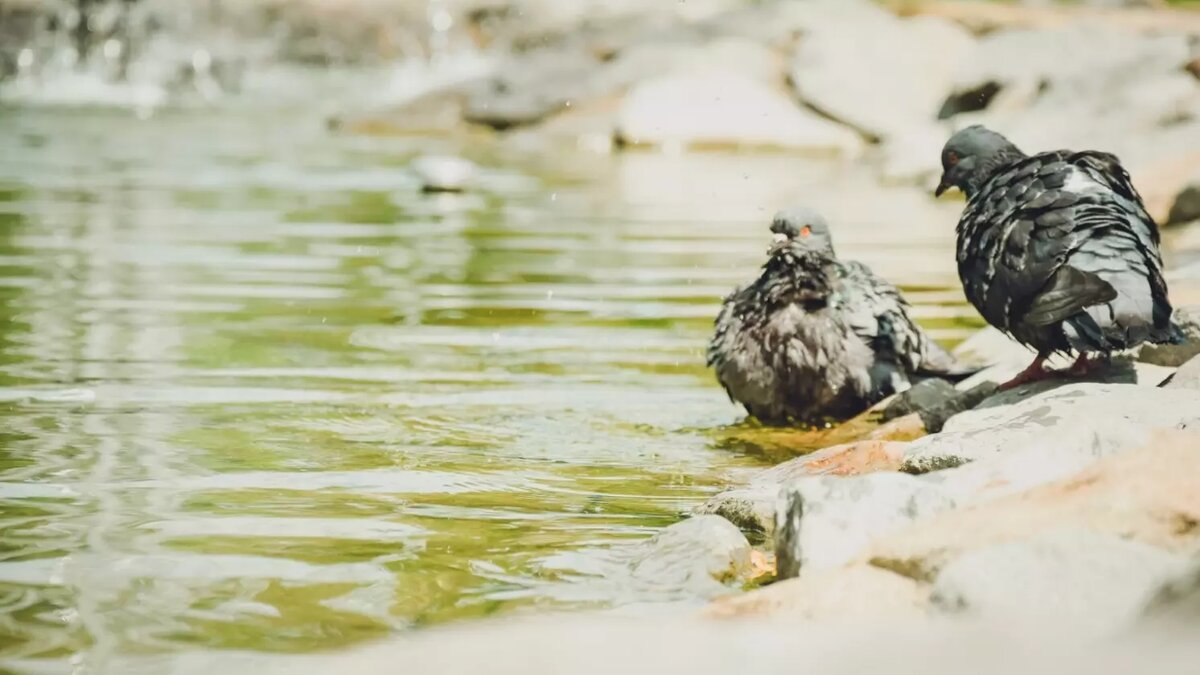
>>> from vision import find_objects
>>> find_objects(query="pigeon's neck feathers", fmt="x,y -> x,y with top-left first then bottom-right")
965,142 -> 1027,198
758,248 -> 836,308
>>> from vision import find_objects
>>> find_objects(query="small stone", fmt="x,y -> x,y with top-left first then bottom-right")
412,155 -> 477,194
1138,305 -> 1200,367
1165,183 -> 1200,226
883,379 -> 996,433
628,515 -> 753,590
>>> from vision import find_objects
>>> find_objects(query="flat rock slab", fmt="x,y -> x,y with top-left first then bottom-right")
695,440 -> 907,536
867,432 -> 1200,581
901,384 -> 1200,474
615,71 -> 864,154
790,15 -> 973,140
931,529 -> 1187,636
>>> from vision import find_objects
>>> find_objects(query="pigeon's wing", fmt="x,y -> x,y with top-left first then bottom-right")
706,284 -> 750,406
1063,151 -> 1177,345
960,149 -> 1177,350
957,151 -> 1083,333
840,261 -> 974,379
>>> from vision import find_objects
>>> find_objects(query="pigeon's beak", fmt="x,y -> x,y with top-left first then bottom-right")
934,174 -> 952,198
772,232 -> 789,245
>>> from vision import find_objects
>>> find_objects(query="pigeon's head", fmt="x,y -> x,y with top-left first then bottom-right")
769,207 -> 835,258
935,125 -> 1023,198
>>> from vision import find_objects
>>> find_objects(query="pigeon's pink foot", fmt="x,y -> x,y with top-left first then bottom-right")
997,355 -> 1053,391
1064,353 -> 1092,377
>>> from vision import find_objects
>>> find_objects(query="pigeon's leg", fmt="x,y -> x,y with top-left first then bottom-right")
997,354 -> 1052,391
1064,353 -> 1092,377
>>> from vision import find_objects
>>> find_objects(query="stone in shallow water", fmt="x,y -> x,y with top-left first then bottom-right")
627,515 -> 753,592
411,155 -> 477,193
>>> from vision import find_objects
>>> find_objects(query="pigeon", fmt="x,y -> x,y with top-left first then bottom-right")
707,208 -> 974,426
935,125 -> 1183,390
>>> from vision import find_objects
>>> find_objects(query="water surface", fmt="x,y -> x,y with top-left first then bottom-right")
0,106 -> 979,665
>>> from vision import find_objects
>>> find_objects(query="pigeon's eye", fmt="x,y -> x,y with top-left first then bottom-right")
799,225 -> 812,238
946,151 -> 960,167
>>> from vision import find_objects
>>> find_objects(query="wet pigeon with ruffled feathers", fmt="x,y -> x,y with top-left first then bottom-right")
707,208 -> 974,425
935,125 -> 1183,389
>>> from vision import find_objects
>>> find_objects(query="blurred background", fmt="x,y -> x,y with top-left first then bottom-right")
0,0 -> 1198,671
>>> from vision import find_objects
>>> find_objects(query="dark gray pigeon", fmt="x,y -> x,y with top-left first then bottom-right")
707,208 -> 974,426
936,125 -> 1183,389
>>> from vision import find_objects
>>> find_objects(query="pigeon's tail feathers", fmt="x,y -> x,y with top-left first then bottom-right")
1023,266 -> 1118,327
912,340 -> 983,382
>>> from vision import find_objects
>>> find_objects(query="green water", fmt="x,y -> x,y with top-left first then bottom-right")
0,106 -> 979,666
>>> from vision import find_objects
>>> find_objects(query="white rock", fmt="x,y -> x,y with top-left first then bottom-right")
1163,354 -> 1200,391
932,529 -> 1187,635
902,384 -> 1200,473
775,473 -> 958,575
790,16 -> 974,140
628,515 -> 753,591
615,71 -> 864,154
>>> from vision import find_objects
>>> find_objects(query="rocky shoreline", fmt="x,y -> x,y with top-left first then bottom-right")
329,0 -> 1200,229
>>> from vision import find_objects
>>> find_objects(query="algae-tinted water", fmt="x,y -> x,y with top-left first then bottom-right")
0,107 -> 980,664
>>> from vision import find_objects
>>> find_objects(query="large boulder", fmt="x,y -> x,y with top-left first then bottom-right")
775,472 -> 958,575
615,71 -> 864,154
867,433 -> 1200,581
931,529 -> 1187,635
942,25 -> 1192,120
790,16 -> 974,140
1166,177 -> 1200,226
901,384 -> 1200,473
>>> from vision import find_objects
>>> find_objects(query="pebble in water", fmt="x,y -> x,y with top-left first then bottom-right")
412,154 -> 477,194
